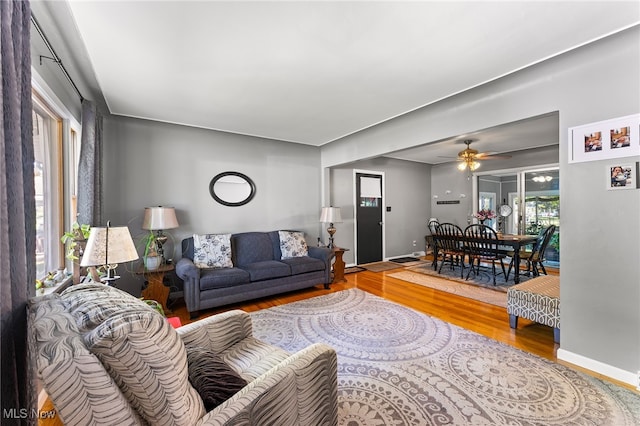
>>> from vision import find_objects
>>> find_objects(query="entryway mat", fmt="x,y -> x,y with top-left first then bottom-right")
389,256 -> 421,263
344,266 -> 366,274
360,261 -> 404,272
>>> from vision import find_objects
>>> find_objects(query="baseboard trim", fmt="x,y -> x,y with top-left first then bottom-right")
557,348 -> 637,389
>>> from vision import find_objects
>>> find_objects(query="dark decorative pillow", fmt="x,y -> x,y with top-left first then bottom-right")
185,346 -> 248,411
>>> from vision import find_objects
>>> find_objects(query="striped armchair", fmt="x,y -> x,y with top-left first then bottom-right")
30,283 -> 338,426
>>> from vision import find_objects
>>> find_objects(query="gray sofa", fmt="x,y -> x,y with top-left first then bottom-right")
176,231 -> 333,318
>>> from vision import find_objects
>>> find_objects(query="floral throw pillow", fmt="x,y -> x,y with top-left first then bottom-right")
193,234 -> 233,268
278,231 -> 308,259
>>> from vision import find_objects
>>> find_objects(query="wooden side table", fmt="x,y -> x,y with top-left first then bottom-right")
331,247 -> 349,283
138,263 -> 174,314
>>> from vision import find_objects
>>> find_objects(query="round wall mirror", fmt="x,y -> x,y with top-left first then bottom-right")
209,172 -> 256,207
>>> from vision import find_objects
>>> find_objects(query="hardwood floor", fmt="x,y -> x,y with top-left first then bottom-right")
170,261 -> 559,361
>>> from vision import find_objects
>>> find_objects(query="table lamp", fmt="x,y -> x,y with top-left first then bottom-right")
320,206 -> 342,249
142,206 -> 179,264
80,222 -> 139,285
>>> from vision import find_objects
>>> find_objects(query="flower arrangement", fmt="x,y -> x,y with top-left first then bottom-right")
474,209 -> 496,221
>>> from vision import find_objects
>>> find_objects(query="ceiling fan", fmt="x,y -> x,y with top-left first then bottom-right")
455,140 -> 511,172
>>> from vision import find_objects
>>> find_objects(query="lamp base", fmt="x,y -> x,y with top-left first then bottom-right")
155,231 -> 168,264
327,223 -> 336,249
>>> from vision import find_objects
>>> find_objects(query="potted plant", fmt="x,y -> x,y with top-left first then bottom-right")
142,231 -> 161,271
61,222 -> 91,283
141,298 -> 165,317
61,222 -> 91,259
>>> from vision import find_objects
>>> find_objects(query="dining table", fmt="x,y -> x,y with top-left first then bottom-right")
432,233 -> 539,284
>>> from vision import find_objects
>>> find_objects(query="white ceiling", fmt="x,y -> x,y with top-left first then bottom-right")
385,112 -> 560,164
64,1 -> 639,153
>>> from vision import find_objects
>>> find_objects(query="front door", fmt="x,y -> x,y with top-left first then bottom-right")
355,172 -> 383,264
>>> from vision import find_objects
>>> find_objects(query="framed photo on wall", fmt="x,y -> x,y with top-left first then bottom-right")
569,113 -> 640,163
606,163 -> 638,190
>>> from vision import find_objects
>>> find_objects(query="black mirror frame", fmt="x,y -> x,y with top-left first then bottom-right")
209,171 -> 256,207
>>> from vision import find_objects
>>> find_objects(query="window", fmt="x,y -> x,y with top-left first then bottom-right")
32,91 -> 81,279
476,166 -> 560,268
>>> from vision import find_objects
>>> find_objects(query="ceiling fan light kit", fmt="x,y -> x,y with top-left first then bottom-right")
458,159 -> 481,171
455,139 -> 512,174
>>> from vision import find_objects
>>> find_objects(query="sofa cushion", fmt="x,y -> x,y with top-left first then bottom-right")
281,256 -> 326,275
193,233 -> 233,268
185,346 -> 248,411
242,260 -> 291,281
278,230 -> 309,259
233,232 -> 275,266
200,267 -> 251,291
85,308 -> 205,426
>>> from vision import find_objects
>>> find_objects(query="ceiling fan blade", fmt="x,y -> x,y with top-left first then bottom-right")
475,153 -> 512,160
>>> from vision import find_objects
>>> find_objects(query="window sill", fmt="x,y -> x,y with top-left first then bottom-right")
35,275 -> 73,297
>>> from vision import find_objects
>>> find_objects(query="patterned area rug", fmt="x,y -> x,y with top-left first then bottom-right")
388,269 -> 508,307
251,289 -> 640,425
407,262 -> 532,290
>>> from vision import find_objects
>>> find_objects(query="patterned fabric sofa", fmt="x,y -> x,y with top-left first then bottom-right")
30,283 -> 338,426
177,230 -> 333,318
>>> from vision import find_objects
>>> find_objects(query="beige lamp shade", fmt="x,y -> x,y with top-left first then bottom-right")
142,207 -> 179,230
319,207 -> 342,223
80,226 -> 140,267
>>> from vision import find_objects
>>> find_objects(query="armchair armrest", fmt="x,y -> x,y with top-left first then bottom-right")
196,343 -> 338,426
177,310 -> 252,354
308,246 -> 333,285
176,257 -> 201,314
176,257 -> 199,280
308,246 -> 332,263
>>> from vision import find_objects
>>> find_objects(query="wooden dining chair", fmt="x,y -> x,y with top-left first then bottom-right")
434,223 -> 466,277
464,224 -> 507,285
427,219 -> 441,267
506,225 -> 556,280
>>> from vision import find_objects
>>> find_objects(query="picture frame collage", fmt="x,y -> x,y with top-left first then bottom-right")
568,113 -> 640,190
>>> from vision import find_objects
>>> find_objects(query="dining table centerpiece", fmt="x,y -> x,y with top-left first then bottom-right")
474,208 -> 496,224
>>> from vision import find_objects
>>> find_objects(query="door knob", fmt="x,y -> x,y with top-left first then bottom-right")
378,221 -> 383,226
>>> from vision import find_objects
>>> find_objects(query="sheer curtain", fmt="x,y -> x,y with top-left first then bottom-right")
77,99 -> 103,227
1,0 -> 37,423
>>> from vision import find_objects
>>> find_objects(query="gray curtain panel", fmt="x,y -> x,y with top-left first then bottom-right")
77,99 -> 103,227
1,0 -> 37,424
